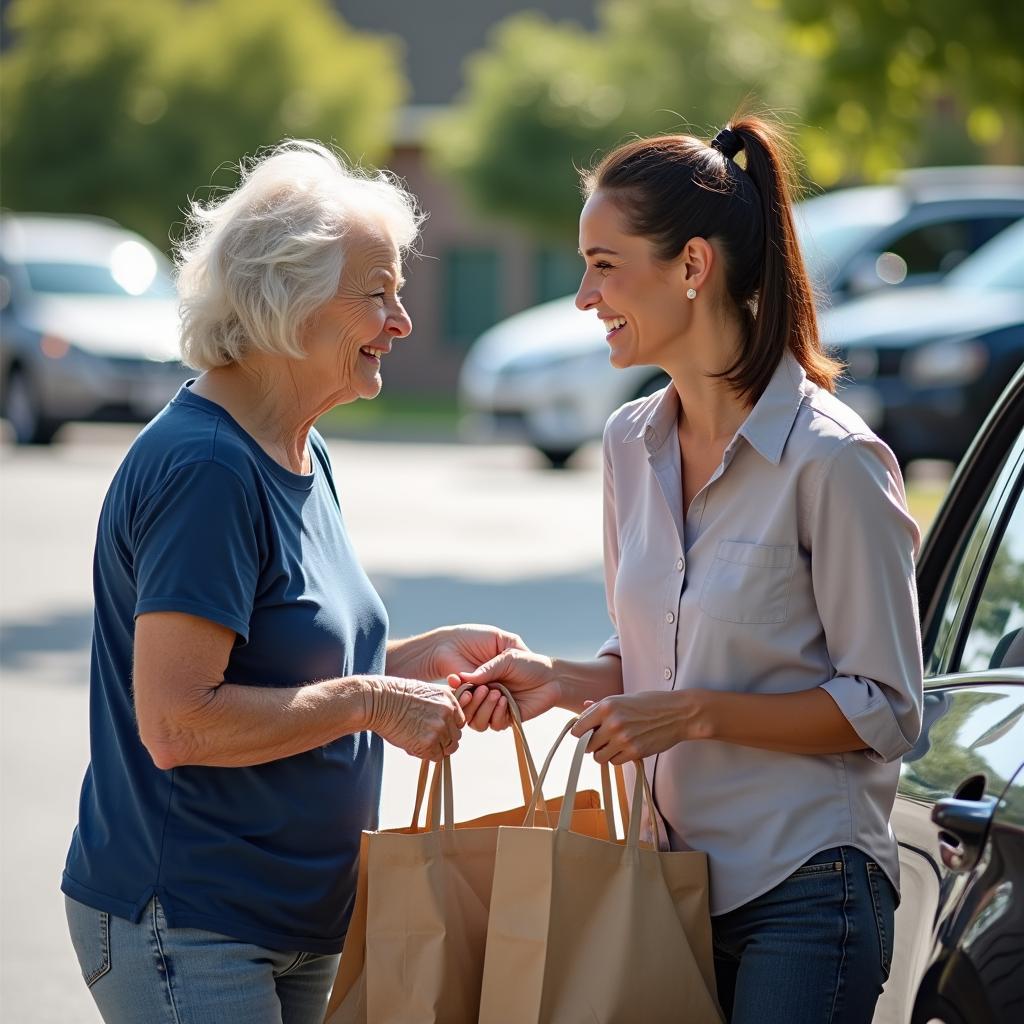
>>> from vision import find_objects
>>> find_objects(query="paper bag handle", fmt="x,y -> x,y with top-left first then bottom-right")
524,716 -> 648,846
409,682 -> 550,831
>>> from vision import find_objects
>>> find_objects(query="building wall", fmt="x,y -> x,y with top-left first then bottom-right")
333,1 -> 598,396
383,135 -> 584,396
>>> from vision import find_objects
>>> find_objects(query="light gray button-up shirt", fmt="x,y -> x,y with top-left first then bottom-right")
597,351 -> 923,915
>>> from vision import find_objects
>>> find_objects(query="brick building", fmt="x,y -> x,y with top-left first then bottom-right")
335,1 -> 598,394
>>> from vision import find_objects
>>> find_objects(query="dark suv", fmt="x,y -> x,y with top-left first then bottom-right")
825,218 -> 1024,467
799,165 -> 1024,305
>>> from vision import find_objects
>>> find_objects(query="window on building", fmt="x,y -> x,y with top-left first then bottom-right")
535,246 -> 582,305
444,247 -> 500,346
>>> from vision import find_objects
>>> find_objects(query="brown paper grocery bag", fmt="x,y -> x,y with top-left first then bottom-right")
478,718 -> 724,1024
324,687 -> 620,1024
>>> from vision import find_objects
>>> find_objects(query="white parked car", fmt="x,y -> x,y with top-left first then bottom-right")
0,213 -> 189,444
459,168 -> 1024,467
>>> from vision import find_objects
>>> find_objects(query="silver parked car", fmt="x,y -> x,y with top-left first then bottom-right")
0,213 -> 189,444
459,167 -> 1024,467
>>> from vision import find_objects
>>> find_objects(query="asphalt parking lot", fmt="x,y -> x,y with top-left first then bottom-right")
0,426 -> 613,1023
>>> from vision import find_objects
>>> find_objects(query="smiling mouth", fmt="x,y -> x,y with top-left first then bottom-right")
602,316 -> 627,340
359,346 -> 387,365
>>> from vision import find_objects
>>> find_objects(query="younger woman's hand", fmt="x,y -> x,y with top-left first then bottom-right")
570,690 -> 710,764
449,648 -> 561,731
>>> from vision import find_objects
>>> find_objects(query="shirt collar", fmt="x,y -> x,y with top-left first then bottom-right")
625,349 -> 808,465
735,350 -> 807,465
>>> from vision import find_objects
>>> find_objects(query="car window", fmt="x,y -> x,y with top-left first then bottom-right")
946,218 -> 1024,291
924,437 -> 1024,679
885,216 -> 1018,279
957,479 -> 1024,672
23,259 -> 176,299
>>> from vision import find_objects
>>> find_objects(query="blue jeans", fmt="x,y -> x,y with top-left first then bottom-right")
712,846 -> 897,1024
65,896 -> 340,1024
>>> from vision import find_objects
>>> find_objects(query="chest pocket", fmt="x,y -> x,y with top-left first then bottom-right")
699,540 -> 796,624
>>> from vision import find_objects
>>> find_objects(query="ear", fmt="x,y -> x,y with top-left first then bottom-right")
679,237 -> 715,292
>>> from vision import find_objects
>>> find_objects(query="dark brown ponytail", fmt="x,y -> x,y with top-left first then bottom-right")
583,113 -> 843,400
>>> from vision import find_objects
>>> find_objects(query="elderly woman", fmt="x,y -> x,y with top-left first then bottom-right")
61,141 -> 521,1024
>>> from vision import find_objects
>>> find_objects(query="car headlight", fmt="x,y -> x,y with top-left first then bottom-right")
903,338 -> 989,387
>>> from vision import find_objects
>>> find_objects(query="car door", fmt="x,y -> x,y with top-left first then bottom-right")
873,368 -> 1024,1024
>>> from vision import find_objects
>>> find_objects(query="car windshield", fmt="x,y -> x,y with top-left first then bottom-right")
945,219 -> 1024,291
794,187 -> 903,287
23,244 -> 176,299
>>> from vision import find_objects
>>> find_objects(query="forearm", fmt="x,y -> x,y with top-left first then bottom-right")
385,630 -> 440,680
552,654 -> 624,712
702,687 -> 868,755
146,675 -> 374,769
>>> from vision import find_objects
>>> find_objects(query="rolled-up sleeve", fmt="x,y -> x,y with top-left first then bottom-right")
596,421 -> 622,660
811,436 -> 924,763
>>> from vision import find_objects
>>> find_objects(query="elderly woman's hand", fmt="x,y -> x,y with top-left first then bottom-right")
363,678 -> 467,761
424,624 -> 529,680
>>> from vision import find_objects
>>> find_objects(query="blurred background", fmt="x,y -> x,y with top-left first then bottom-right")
1,1 -> 1022,1020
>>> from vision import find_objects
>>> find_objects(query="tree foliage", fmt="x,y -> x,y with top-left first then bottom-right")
429,0 -> 799,241
1,0 -> 407,249
431,0 -> 1023,240
781,0 -> 1024,182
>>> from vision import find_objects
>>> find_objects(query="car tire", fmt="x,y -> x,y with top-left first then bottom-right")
3,367 -> 60,445
537,445 -> 577,470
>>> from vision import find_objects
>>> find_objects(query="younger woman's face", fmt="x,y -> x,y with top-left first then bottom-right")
575,190 -> 692,371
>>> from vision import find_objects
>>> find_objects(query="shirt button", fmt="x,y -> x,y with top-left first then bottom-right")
663,668 -> 673,680
666,612 -> 675,624
675,558 -> 684,571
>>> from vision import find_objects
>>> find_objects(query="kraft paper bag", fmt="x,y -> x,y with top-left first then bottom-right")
324,686 -> 620,1024
478,718 -> 724,1024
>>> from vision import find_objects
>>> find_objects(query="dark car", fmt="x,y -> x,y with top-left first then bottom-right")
873,364 -> 1024,1024
824,218 -> 1024,467
798,165 -> 1024,304
0,213 -> 190,444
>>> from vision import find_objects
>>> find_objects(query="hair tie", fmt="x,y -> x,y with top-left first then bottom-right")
711,127 -> 743,160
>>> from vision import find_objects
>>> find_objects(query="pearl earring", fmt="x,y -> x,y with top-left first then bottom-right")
686,287 -> 697,300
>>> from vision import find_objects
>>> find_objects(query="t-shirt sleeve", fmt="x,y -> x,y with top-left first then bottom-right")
133,460 -> 260,643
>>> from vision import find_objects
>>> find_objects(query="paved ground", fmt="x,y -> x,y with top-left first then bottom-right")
0,426 -> 613,1023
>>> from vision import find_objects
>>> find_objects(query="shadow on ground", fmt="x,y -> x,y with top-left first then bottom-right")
0,569 -> 609,682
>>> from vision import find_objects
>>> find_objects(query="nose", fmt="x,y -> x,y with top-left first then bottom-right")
387,301 -> 413,340
575,275 -> 600,312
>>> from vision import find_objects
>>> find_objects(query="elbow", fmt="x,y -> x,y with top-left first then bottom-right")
138,719 -> 197,770
146,743 -> 183,771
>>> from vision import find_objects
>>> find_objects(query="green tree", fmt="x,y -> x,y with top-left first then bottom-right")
779,0 -> 1024,183
430,0 -> 801,242
1,0 -> 407,249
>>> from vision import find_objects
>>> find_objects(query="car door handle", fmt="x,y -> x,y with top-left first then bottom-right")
931,796 -> 997,873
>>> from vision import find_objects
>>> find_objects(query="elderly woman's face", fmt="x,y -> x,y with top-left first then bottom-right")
304,223 -> 412,402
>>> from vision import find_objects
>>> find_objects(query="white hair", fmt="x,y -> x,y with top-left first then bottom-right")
175,140 -> 423,370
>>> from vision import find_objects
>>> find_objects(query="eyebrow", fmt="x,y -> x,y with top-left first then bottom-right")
373,268 -> 406,289
579,246 -> 620,257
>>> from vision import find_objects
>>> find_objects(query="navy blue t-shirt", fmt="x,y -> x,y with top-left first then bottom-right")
62,383 -> 388,953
